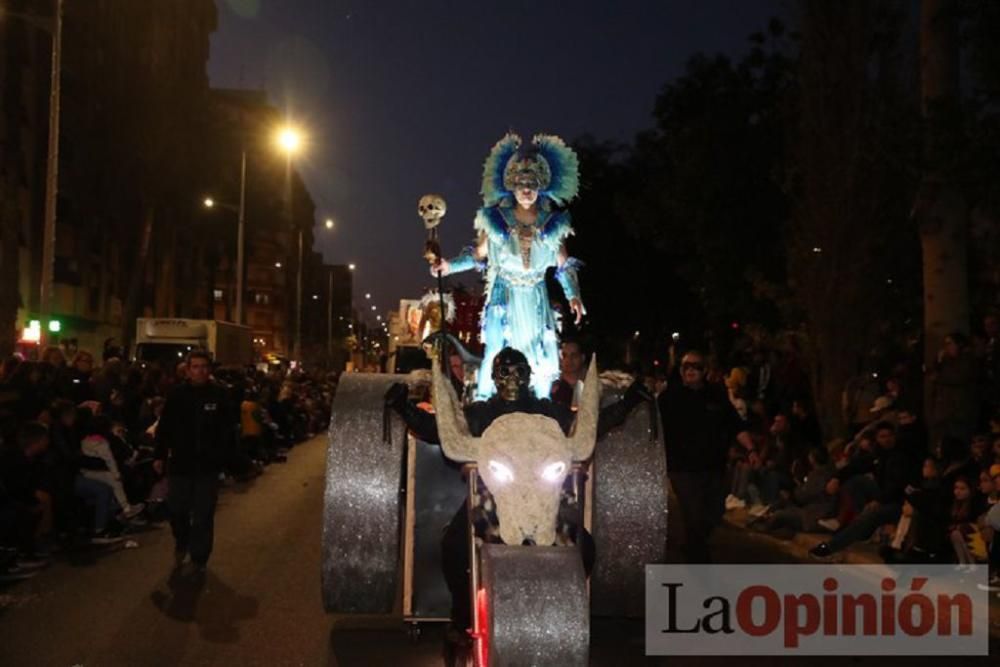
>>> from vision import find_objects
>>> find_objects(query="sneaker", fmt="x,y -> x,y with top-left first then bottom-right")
809,543 -> 834,560
725,495 -> 746,511
748,504 -> 771,518
817,518 -> 841,532
976,574 -> 1000,592
90,531 -> 124,545
118,503 -> 146,520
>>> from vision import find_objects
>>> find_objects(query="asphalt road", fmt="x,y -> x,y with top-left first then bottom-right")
1,433 -> 996,666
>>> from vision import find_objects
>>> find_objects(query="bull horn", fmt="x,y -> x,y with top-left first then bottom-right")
431,362 -> 478,462
569,356 -> 600,461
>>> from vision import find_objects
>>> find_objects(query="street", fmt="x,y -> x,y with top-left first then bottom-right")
0,433 -> 996,666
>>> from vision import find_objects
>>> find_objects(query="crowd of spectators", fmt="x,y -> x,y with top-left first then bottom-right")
0,344 -> 334,582
714,314 -> 1000,592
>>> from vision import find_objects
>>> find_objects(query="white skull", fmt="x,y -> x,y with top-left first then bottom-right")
432,359 -> 600,546
417,194 -> 447,229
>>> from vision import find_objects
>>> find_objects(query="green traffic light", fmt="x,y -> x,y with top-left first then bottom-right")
48,320 -> 61,333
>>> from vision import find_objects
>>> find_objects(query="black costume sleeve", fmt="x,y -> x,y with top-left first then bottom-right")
385,383 -> 441,444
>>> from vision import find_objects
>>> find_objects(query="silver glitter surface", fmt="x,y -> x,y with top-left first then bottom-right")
591,398 -> 669,617
321,373 -> 408,614
481,544 -> 589,667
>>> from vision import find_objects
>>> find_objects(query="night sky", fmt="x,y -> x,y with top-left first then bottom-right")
208,0 -> 788,324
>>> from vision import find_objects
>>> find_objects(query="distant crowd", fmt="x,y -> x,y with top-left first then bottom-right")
0,344 -> 334,581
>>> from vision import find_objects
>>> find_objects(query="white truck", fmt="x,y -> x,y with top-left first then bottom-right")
133,318 -> 254,367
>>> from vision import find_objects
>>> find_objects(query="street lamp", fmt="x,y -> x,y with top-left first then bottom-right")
203,197 -> 215,209
325,218 -> 334,230
275,124 -> 305,359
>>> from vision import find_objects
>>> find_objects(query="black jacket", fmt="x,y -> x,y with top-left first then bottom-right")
835,445 -> 915,505
154,380 -> 237,475
658,382 -> 746,472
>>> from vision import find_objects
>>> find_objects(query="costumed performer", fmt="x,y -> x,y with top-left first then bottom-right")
430,133 -> 584,399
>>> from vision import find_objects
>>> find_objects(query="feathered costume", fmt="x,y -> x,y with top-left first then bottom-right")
446,133 -> 583,399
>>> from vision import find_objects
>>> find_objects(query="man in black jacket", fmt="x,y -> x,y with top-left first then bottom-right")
153,351 -> 236,571
810,421 -> 916,558
658,350 -> 756,563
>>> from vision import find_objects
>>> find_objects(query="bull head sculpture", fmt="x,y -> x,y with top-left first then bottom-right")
432,358 -> 600,546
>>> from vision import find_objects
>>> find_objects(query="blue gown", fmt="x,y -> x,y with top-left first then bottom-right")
451,203 -> 577,399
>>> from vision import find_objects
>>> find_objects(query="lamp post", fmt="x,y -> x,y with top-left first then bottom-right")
275,125 -> 304,359
4,0 -> 63,336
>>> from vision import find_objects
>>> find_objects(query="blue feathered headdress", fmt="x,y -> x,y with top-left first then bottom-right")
480,133 -> 580,207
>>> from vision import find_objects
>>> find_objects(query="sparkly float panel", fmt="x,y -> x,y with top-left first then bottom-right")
481,544 -> 589,667
591,397 -> 669,617
321,373 -> 408,613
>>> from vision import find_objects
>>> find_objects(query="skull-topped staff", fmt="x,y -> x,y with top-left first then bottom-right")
417,194 -> 449,364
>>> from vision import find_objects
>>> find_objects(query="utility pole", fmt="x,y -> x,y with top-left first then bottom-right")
39,0 -> 63,336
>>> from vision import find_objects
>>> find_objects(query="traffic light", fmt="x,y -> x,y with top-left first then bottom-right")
48,319 -> 61,333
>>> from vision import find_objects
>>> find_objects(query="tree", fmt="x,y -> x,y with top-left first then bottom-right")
914,0 -> 970,387
791,0 -> 918,435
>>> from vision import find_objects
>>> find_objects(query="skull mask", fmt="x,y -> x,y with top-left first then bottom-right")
492,347 -> 531,401
417,194 -> 447,230
432,357 -> 600,546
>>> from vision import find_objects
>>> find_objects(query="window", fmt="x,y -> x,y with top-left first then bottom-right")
213,289 -> 223,302
254,292 -> 271,305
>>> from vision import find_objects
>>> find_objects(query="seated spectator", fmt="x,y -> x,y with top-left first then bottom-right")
880,457 -> 948,564
78,412 -> 144,521
751,447 -> 837,539
810,422 -> 915,558
0,422 -> 53,564
949,477 -> 988,566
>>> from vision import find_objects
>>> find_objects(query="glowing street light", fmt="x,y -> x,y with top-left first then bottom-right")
275,126 -> 303,154
274,261 -> 282,269
325,218 -> 334,230
365,293 -> 371,300
203,197 -> 215,209
348,263 -> 356,271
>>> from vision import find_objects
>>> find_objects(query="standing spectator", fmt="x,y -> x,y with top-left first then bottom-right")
979,313 -> 1000,428
154,350 -> 236,572
790,398 -> 822,450
928,332 -> 980,449
658,350 -> 755,562
60,351 -> 96,406
550,338 -> 586,409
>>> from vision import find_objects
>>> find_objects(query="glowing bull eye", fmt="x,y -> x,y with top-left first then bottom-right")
541,461 -> 567,482
488,460 -> 514,484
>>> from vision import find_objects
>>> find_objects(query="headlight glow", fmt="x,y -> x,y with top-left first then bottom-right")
488,460 -> 514,483
541,461 -> 567,482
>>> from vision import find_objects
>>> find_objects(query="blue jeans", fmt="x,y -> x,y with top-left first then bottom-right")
828,501 -> 901,553
74,475 -> 116,533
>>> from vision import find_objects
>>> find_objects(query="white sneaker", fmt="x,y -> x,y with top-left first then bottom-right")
748,504 -> 770,518
817,518 -> 841,532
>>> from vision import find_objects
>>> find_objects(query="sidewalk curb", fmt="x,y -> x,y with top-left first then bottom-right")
722,510 -> 1000,640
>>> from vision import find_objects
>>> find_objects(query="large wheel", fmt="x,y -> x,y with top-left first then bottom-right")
321,372 -> 409,613
590,396 -> 669,617
480,544 -> 589,667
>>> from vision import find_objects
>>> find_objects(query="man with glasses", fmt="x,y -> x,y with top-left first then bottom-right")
659,350 -> 756,562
